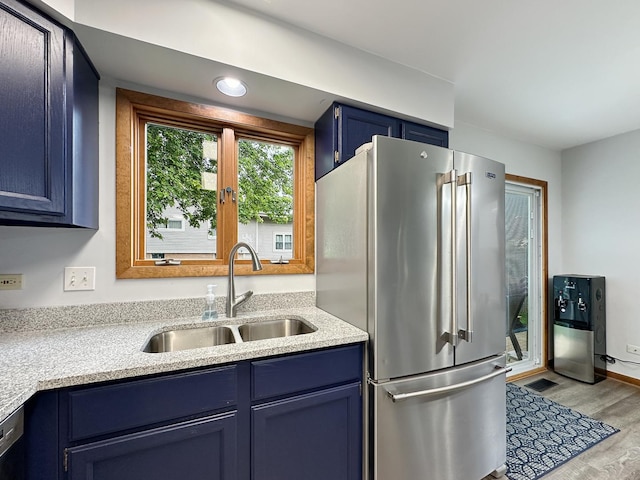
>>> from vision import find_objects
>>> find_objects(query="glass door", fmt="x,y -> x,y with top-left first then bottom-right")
505,183 -> 542,374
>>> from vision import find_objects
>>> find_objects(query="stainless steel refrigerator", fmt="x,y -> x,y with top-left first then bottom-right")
316,135 -> 509,480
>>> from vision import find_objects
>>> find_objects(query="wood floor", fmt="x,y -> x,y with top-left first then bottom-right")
490,370 -> 640,480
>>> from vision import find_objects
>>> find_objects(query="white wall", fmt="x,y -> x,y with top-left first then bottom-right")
28,0 -> 75,24
561,130 -> 640,379
0,83 -> 313,310
62,0 -> 454,130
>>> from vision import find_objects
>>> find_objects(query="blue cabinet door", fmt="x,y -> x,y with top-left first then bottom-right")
67,412 -> 238,480
401,120 -> 449,147
338,105 -> 399,166
314,103 -> 399,180
0,0 -> 66,217
252,383 -> 362,480
0,0 -> 99,227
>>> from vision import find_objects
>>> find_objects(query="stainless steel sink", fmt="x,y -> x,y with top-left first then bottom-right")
143,317 -> 317,353
143,325 -> 236,353
238,318 -> 316,342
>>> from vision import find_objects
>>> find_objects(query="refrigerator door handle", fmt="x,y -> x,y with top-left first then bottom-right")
458,172 -> 473,343
386,365 -> 511,402
439,169 -> 459,347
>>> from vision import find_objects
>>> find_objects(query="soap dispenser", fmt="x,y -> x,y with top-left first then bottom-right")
202,284 -> 218,320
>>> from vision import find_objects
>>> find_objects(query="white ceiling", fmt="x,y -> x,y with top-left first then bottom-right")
221,0 -> 640,151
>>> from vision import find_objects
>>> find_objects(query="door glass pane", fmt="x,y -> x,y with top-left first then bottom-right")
237,139 -> 294,261
505,191 -> 530,364
145,124 -> 219,260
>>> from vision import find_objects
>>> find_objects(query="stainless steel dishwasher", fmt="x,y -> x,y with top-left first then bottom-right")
0,406 -> 24,480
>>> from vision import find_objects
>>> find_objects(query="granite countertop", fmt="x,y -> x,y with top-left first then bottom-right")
0,304 -> 368,425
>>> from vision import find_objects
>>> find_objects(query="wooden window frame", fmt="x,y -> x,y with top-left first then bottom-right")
115,88 -> 315,278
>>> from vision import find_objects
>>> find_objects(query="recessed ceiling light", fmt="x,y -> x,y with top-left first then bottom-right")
215,77 -> 247,97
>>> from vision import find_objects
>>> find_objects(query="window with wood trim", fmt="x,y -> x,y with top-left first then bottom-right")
115,88 -> 315,278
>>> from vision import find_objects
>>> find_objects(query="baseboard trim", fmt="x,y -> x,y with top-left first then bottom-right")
606,370 -> 640,387
507,365 -> 640,387
507,366 -> 548,383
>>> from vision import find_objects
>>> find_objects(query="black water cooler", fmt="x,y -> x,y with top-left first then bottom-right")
553,275 -> 606,384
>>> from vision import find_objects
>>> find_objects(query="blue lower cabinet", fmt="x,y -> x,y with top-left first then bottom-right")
252,383 -> 362,480
66,412 -> 237,480
66,365 -> 238,442
24,344 -> 363,480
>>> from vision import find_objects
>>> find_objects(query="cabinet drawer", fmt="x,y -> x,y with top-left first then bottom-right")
67,365 -> 237,441
252,344 -> 362,401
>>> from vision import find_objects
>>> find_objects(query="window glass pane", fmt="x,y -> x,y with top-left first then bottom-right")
237,139 -> 294,261
145,124 -> 218,260
505,190 -> 531,365
274,234 -> 283,251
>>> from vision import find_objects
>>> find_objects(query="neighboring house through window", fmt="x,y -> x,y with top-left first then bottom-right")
160,217 -> 185,231
274,233 -> 293,252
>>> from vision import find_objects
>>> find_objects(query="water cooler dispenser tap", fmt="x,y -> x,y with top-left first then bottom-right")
557,292 -> 567,311
578,296 -> 587,311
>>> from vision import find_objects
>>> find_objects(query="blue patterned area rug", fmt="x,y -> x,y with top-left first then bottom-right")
506,383 -> 619,480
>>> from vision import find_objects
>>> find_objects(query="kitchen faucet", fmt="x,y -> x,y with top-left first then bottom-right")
226,242 -> 263,317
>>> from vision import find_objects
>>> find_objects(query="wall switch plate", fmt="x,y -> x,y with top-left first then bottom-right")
64,267 -> 96,291
0,274 -> 23,290
627,344 -> 640,355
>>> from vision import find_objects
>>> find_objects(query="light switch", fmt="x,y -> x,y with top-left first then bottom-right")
64,267 -> 96,291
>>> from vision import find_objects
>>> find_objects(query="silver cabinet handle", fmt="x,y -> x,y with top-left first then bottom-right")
458,172 -> 473,342
386,365 -> 512,402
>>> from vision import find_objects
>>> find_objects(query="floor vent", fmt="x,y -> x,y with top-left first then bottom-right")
524,378 -> 558,392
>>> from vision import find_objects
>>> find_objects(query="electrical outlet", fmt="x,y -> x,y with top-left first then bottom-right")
0,274 -> 23,290
627,344 -> 640,355
64,267 -> 96,291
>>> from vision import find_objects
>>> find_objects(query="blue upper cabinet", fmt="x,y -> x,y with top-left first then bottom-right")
314,102 -> 449,180
401,120 -> 449,147
315,104 -> 398,181
0,0 -> 99,228
338,105 -> 400,167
